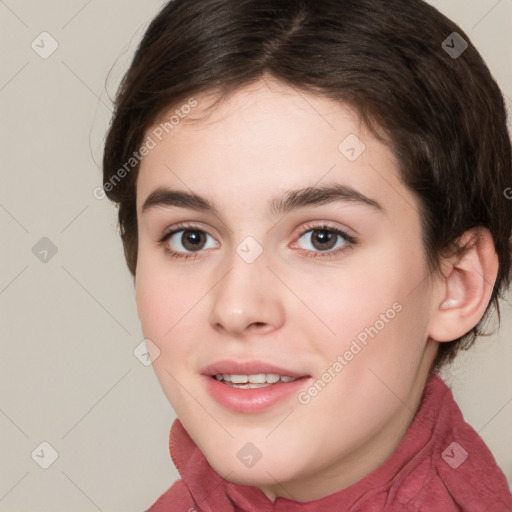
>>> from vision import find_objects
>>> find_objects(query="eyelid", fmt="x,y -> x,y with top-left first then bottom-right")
159,221 -> 218,241
291,220 -> 356,243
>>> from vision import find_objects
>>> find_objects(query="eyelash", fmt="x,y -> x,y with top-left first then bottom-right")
158,222 -> 357,261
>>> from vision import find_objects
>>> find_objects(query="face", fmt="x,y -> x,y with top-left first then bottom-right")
135,78 -> 440,501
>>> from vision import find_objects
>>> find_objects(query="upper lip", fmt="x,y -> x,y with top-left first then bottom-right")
201,360 -> 310,378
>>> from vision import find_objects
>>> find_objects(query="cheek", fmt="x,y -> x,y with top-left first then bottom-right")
135,257 -> 194,349
135,262 -> 171,339
283,254 -> 405,346
135,261 -> 200,407
293,240 -> 430,367
135,255 -> 216,376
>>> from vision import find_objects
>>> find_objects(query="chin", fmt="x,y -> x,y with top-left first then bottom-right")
204,448 -> 302,487
220,466 -> 286,488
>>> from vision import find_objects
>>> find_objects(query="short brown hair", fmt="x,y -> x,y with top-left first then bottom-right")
102,0 -> 512,370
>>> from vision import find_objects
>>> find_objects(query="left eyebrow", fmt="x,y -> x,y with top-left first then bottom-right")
270,183 -> 385,216
140,182 -> 385,216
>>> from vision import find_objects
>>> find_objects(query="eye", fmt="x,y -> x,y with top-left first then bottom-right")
295,224 -> 356,256
160,225 -> 219,258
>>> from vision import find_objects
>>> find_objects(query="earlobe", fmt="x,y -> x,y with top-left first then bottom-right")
428,228 -> 498,343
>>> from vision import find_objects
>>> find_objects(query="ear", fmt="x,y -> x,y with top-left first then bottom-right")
428,228 -> 499,343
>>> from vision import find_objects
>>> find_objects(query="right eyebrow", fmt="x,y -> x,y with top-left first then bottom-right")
140,187 -> 220,216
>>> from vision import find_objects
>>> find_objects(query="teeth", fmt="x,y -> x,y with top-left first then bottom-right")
214,373 -> 298,384
231,375 -> 248,384
248,374 -> 266,384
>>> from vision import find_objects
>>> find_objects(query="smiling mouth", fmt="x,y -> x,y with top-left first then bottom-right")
203,366 -> 312,413
212,373 -> 307,389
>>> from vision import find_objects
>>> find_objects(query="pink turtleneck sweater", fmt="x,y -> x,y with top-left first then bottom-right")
145,374 -> 512,511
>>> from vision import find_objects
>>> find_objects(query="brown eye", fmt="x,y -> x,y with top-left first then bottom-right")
180,230 -> 207,251
297,226 -> 352,254
310,229 -> 337,251
165,228 -> 218,254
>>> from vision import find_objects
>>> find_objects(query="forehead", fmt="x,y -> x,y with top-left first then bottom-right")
135,78 -> 414,219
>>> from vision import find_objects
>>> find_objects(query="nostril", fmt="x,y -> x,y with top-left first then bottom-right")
247,322 -> 271,332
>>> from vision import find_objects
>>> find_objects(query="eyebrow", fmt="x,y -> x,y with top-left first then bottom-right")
140,183 -> 385,217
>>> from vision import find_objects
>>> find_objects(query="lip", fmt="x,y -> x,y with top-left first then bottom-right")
201,359 -> 312,414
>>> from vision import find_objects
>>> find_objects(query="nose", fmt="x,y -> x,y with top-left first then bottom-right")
209,252 -> 285,338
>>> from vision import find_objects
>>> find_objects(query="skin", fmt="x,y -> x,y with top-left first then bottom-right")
134,77 -> 498,502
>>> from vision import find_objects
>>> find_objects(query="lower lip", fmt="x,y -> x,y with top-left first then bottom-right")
202,375 -> 311,413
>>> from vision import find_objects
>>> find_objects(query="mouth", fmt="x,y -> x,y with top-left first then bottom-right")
201,360 -> 312,413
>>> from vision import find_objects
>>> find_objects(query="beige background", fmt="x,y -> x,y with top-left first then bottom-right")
0,1 -> 511,510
